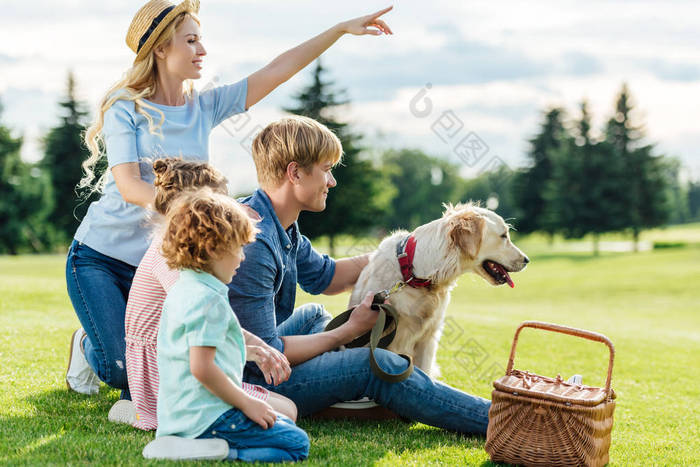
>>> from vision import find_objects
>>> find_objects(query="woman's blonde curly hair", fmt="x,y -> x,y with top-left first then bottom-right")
79,12 -> 198,195
161,188 -> 259,274
153,158 -> 228,215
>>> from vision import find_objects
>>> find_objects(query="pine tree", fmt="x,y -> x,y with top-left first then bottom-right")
662,158 -> 689,224
542,108 -> 582,243
513,107 -> 567,237
41,72 -> 92,244
688,180 -> 700,221
544,101 -> 627,254
0,98 -> 53,254
284,60 -> 390,256
604,84 -> 669,250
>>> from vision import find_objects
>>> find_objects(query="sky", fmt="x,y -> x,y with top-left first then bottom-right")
2,0 -> 699,192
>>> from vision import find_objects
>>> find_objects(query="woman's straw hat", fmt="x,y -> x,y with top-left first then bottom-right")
126,0 -> 200,63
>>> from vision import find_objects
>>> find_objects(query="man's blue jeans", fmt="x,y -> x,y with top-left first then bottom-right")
248,302 -> 491,434
197,409 -> 309,462
276,303 -> 332,336
65,240 -> 134,399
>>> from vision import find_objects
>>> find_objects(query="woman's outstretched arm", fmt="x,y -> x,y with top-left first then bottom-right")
245,6 -> 394,109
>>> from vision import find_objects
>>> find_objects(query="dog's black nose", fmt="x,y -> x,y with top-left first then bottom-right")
523,256 -> 530,264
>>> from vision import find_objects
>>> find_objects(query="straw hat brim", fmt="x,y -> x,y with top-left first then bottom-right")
133,0 -> 200,63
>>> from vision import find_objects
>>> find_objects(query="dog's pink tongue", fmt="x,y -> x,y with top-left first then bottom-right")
495,263 -> 515,288
505,272 -> 515,288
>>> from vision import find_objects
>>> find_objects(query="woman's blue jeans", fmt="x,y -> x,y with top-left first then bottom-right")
248,302 -> 492,435
65,240 -> 135,398
197,410 -> 309,462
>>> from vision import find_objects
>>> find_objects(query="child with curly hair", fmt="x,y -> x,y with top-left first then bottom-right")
110,158 -> 293,432
149,188 -> 308,462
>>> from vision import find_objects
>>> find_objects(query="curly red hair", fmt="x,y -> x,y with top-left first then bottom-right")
161,188 -> 259,274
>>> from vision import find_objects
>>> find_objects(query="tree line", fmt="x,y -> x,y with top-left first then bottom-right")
1,64 -> 698,255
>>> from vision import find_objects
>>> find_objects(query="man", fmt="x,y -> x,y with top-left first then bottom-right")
228,115 -> 490,434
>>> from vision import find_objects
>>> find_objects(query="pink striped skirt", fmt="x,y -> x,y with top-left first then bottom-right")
126,336 -> 269,431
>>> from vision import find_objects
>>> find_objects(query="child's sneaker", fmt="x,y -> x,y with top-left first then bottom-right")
65,328 -> 100,395
142,437 -> 229,460
108,399 -> 136,425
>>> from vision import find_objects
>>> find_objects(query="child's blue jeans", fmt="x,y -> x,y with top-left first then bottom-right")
197,409 -> 309,462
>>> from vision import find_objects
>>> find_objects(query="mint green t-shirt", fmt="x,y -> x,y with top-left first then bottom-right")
156,269 -> 246,438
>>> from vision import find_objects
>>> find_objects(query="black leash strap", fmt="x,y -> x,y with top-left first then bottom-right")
324,292 -> 414,383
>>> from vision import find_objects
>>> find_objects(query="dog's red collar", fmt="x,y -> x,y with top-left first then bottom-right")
396,235 -> 432,288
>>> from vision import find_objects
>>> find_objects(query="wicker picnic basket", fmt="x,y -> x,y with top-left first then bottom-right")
485,321 -> 616,467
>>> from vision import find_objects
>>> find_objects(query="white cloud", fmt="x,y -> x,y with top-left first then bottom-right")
1,0 -> 699,178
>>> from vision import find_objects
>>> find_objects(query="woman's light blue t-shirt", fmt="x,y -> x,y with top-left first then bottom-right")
74,78 -> 248,266
156,269 -> 246,439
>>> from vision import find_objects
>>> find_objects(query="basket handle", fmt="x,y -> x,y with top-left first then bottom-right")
506,321 -> 615,397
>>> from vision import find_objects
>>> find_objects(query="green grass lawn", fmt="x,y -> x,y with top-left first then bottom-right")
1,241 -> 699,465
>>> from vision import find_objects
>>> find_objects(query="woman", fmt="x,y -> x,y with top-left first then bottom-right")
65,0 -> 393,398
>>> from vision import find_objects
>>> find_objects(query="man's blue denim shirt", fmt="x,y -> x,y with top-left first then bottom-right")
228,188 -> 336,355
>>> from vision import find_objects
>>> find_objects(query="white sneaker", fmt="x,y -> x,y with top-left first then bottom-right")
330,397 -> 379,409
142,436 -> 229,460
108,399 -> 136,425
65,328 -> 100,395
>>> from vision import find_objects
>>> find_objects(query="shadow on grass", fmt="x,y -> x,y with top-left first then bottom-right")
298,416 -> 488,457
4,387 -> 498,465
1,387 -> 155,465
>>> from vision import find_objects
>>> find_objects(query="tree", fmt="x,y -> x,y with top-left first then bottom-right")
380,148 -> 460,231
543,101 -> 627,254
604,84 -> 669,250
542,105 -> 585,246
284,60 -> 391,256
688,180 -> 700,221
458,164 -> 518,222
662,157 -> 689,225
0,98 -> 54,254
513,107 -> 568,237
41,72 -> 93,244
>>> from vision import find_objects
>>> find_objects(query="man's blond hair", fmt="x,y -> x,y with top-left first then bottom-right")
251,115 -> 343,187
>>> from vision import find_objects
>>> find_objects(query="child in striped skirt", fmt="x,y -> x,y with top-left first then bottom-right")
109,158 -> 294,430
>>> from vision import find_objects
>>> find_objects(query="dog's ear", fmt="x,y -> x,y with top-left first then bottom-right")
448,211 -> 485,259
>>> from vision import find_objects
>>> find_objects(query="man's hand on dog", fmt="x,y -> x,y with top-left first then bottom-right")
346,291 -> 380,340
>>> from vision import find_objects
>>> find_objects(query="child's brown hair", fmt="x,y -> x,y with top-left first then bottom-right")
152,158 -> 228,215
161,188 -> 259,274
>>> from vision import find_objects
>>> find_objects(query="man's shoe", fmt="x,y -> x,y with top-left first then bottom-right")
65,328 -> 100,395
142,437 -> 229,460
108,400 -> 136,425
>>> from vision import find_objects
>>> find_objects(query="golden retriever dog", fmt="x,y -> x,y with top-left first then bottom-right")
348,203 -> 529,378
